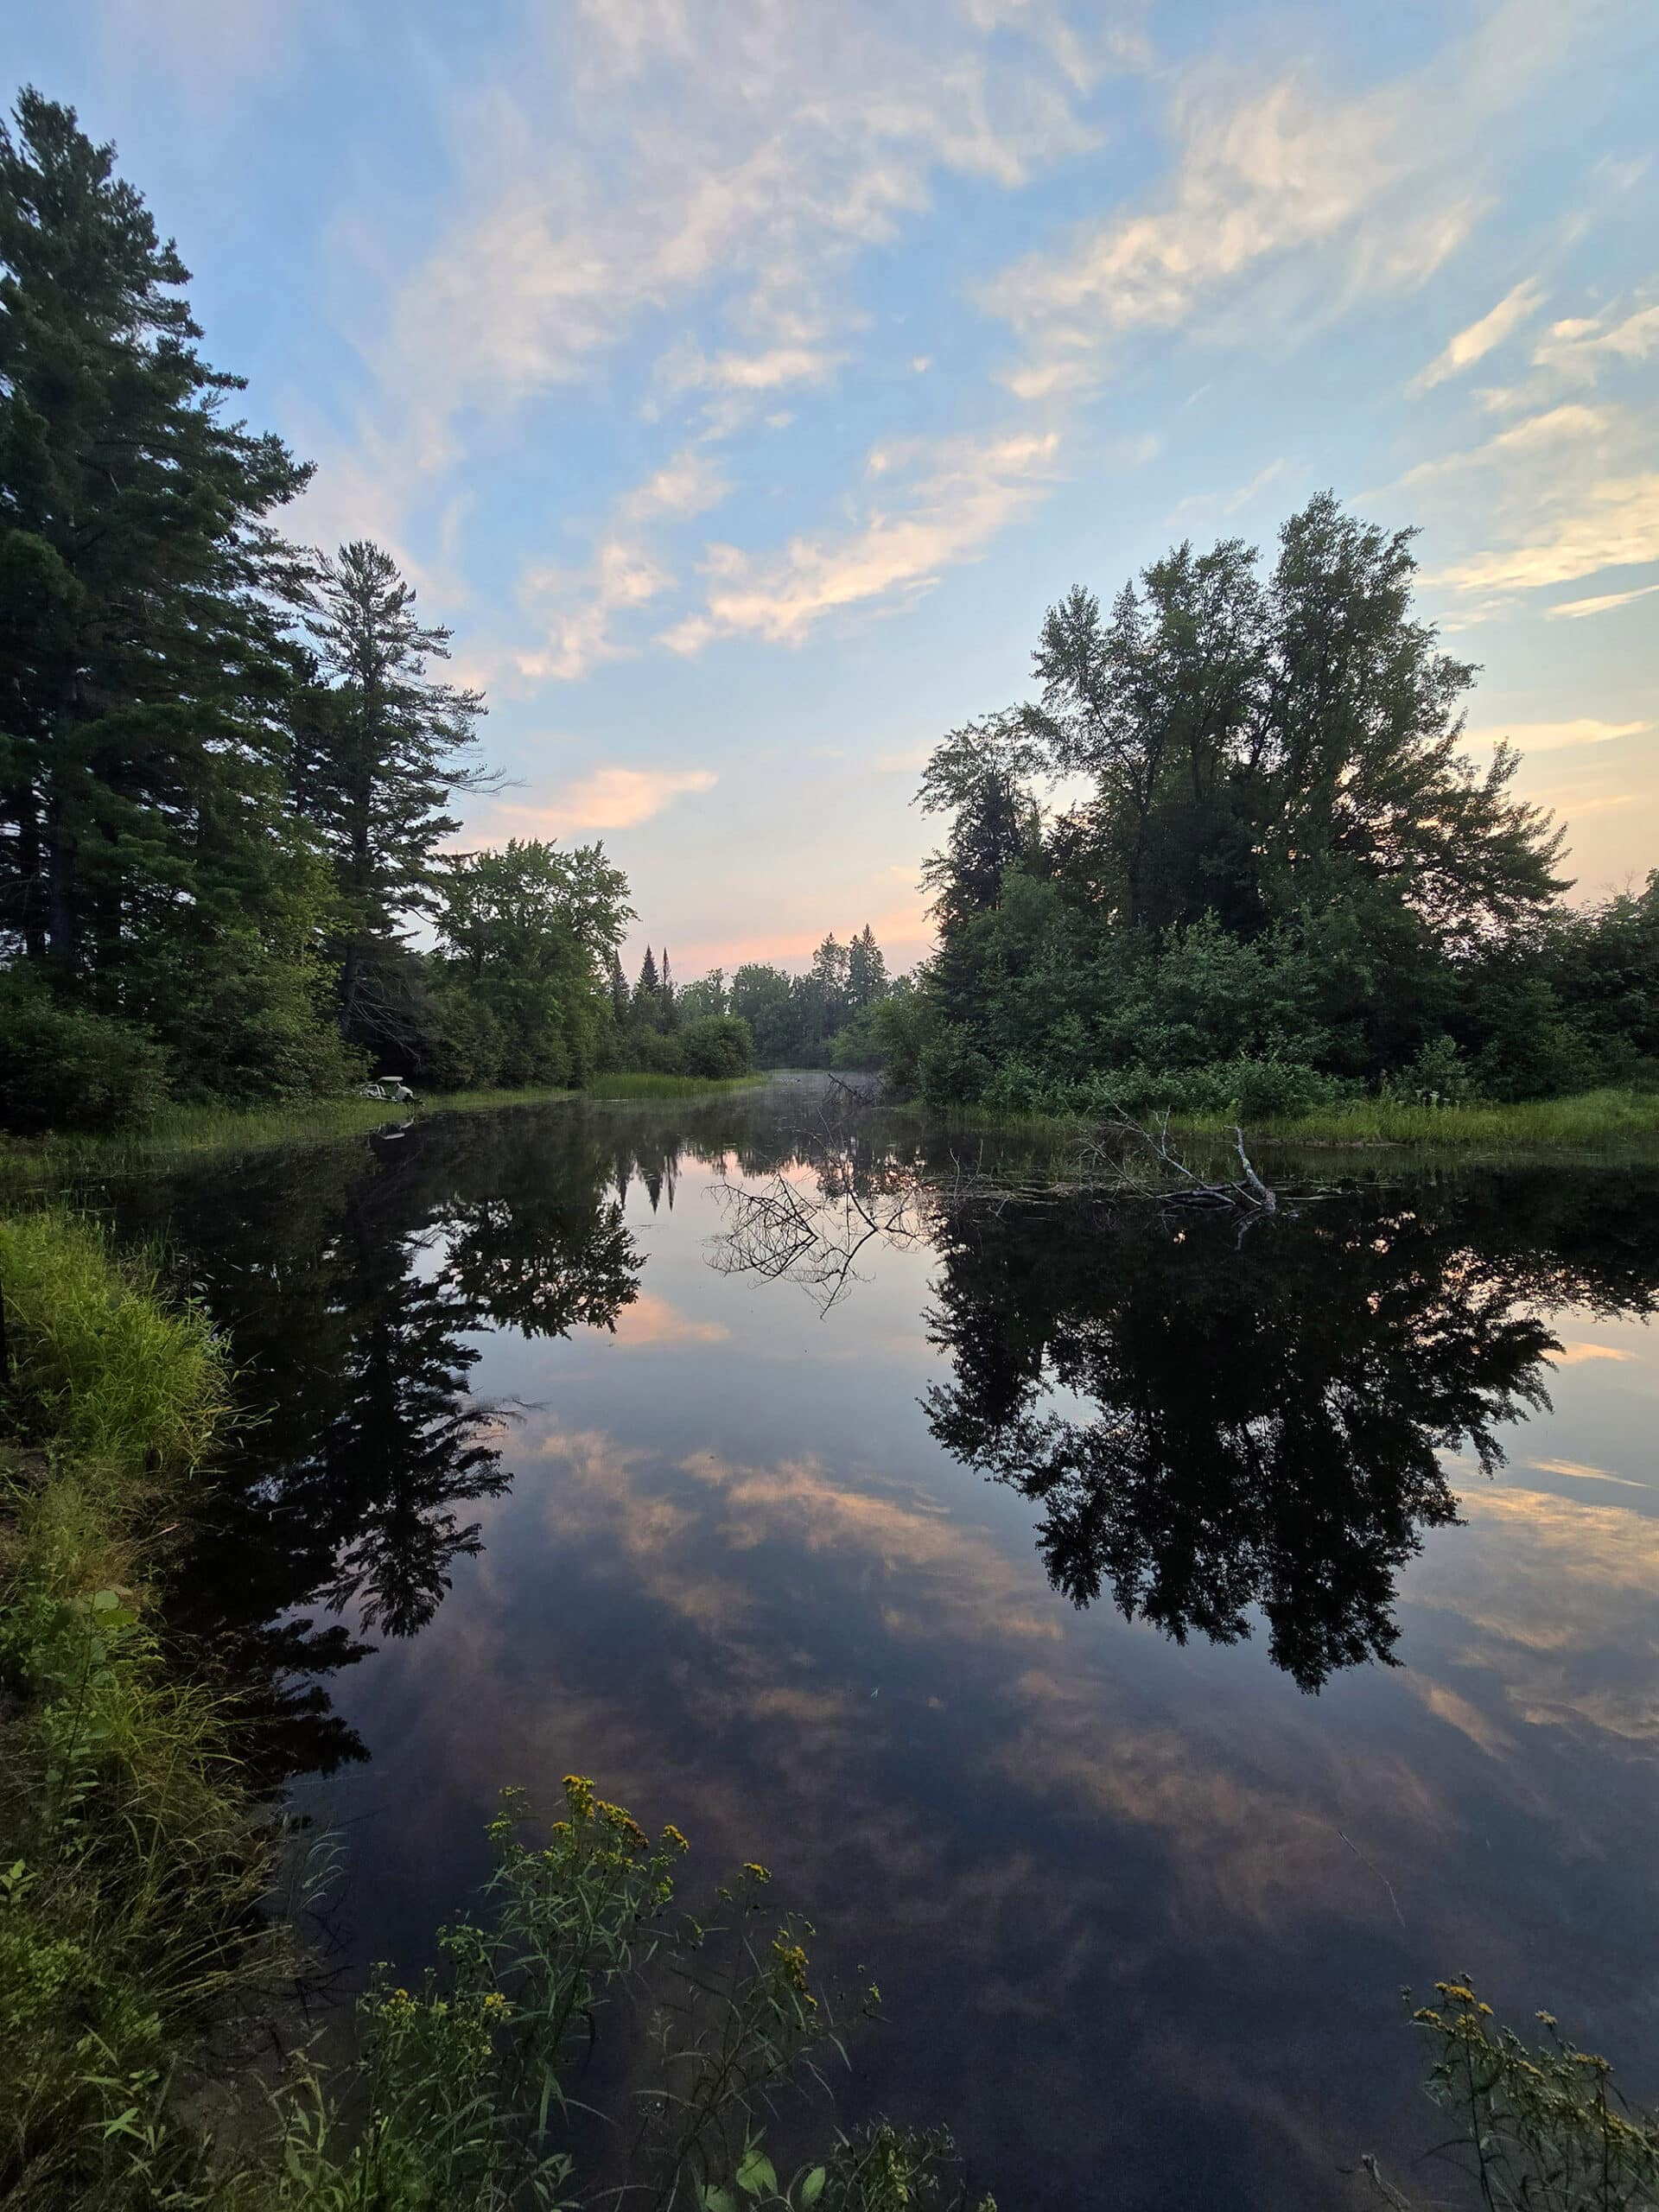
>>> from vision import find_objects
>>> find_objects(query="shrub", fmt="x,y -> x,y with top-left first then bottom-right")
0,974 -> 170,1135
679,1013 -> 755,1078
973,1054 -> 1356,1123
1395,1035 -> 1478,1105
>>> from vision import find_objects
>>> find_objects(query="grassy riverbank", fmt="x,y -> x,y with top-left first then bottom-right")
0,1210 -> 280,2206
918,1085 -> 1659,1155
0,1073 -> 780,1194
0,1085 -> 577,1192
582,1071 -> 771,1101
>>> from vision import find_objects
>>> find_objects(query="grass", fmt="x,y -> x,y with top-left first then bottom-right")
0,1086 -> 575,1193
913,1086 -> 1659,1155
0,1073 -> 779,1194
0,1210 -> 280,2209
582,1071 -> 770,1102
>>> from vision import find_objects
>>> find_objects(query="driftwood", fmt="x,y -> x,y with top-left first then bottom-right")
706,1084 -> 1281,1312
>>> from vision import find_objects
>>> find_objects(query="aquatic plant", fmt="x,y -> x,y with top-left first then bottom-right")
1365,1980 -> 1659,2212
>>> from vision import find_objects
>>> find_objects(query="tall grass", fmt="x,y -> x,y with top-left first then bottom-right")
583,1071 -> 770,1102
916,1086 -> 1659,1154
1182,1087 -> 1659,1150
0,1085 -> 576,1194
0,1211 -> 230,1473
0,1212 -> 278,2209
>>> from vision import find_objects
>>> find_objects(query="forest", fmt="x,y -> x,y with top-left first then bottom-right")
3,84 -> 1656,1143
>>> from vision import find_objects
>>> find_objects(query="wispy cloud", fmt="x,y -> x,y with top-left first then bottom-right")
1533,302 -> 1659,381
662,428 -> 1062,652
1408,277 -> 1547,393
1547,579 -> 1659,620
981,0 -> 1580,403
1462,718 -> 1649,753
484,766 -> 718,836
1170,456 -> 1292,522
517,540 -> 676,683
348,3 -> 1096,486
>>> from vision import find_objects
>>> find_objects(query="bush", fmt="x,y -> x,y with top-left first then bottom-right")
0,973 -> 171,1135
1395,1035 -> 1478,1105
678,1013 -> 754,1078
973,1053 -> 1356,1123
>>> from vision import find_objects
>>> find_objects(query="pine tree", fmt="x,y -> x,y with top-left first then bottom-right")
660,945 -> 679,1032
609,948 -> 630,1022
296,540 -> 493,1039
847,925 -> 887,1010
633,945 -> 663,1031
0,90 -> 317,1037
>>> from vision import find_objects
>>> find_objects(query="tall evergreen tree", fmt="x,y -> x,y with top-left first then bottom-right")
633,944 -> 663,1031
847,925 -> 887,1010
296,540 -> 492,1041
0,90 -> 327,1071
659,944 -> 679,1032
609,947 -> 630,1023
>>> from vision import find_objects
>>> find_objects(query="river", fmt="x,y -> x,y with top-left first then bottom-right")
110,1076 -> 1659,2210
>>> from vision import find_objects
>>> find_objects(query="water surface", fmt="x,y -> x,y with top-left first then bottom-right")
113,1079 -> 1659,2210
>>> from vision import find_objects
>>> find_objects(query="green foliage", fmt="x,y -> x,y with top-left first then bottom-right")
430,838 -> 632,1090
0,1215 -> 277,2210
207,1781 -> 985,2212
892,495 -> 1649,1120
679,1014 -> 756,1078
0,974 -> 170,1134
0,88 -> 320,1084
1394,1980 -> 1659,2212
0,1211 -> 229,1475
586,1072 -> 766,1100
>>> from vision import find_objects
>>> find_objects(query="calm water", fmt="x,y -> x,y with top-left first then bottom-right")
113,1079 -> 1659,2210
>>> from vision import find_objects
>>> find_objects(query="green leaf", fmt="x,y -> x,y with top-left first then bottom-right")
700,2190 -> 739,2212
736,2146 -> 778,2197
800,2167 -> 827,2207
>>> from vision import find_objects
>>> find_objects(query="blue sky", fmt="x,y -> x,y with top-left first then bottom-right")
11,0 -> 1659,973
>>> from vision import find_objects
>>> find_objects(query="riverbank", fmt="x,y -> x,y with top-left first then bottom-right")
0,1071 -> 773,1194
582,1071 -> 770,1101
912,1084 -> 1659,1155
0,1210 -> 281,2204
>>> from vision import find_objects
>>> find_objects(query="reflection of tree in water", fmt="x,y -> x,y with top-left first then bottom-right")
118,1110 -> 651,1783
923,1175 -> 1659,1689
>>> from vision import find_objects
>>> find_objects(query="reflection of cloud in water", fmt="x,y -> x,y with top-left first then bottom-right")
607,1294 -> 730,1347
494,1423 -> 1467,1938
529,1425 -> 1064,1643
1411,1486 -> 1659,1755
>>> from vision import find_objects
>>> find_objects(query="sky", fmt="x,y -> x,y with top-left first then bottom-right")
10,0 -> 1659,976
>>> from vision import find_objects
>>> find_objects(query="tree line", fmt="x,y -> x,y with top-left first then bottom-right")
0,90 -> 754,1132
887,493 -> 1659,1116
